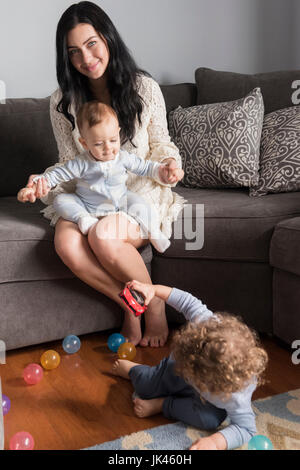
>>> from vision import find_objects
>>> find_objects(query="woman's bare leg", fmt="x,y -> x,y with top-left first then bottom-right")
54,219 -> 141,344
87,214 -> 169,347
139,298 -> 168,348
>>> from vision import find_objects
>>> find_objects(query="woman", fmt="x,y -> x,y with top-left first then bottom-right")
27,1 -> 184,347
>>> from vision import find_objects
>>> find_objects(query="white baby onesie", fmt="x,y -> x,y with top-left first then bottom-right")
34,149 -> 170,252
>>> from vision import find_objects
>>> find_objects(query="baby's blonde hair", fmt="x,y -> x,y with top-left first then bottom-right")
172,313 -> 268,397
76,101 -> 118,135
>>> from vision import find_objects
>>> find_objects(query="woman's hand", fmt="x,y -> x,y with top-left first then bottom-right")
126,280 -> 156,306
159,159 -> 184,184
26,174 -> 50,201
17,187 -> 37,203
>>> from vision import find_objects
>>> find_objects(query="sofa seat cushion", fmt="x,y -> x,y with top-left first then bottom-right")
0,197 -> 153,283
165,187 -> 300,262
270,217 -> 300,277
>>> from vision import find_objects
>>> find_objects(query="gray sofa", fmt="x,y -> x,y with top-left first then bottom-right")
1,67 -> 300,350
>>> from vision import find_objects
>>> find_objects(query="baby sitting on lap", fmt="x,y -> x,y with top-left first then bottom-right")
17,101 -> 183,253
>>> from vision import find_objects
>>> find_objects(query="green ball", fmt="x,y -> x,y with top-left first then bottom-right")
248,435 -> 274,450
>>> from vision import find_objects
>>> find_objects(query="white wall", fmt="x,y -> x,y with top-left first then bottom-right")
0,0 -> 298,98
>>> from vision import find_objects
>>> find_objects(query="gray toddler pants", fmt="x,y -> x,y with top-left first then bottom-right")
129,356 -> 227,430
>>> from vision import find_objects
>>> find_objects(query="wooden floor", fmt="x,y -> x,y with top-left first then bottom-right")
1,329 -> 300,450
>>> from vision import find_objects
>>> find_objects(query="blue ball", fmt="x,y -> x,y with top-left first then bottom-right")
107,333 -> 126,352
62,335 -> 81,354
248,435 -> 274,450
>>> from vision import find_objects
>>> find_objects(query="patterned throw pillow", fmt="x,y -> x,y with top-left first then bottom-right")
168,88 -> 264,188
250,106 -> 300,197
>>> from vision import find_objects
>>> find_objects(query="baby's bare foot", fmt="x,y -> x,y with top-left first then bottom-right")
111,359 -> 139,380
140,297 -> 168,348
133,397 -> 165,418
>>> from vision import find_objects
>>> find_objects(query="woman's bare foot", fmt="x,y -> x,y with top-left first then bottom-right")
140,297 -> 169,347
120,309 -> 142,346
133,397 -> 165,418
111,359 -> 139,379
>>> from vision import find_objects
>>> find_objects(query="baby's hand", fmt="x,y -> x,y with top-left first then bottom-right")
17,187 -> 37,203
159,161 -> 184,184
126,280 -> 156,306
26,175 -> 50,200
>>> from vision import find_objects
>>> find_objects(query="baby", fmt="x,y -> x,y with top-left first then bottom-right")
17,101 -> 183,253
112,280 -> 268,450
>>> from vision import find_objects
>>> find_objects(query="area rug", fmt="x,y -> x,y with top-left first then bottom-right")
85,389 -> 300,450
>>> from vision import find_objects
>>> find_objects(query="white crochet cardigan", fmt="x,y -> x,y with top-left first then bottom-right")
41,75 -> 185,238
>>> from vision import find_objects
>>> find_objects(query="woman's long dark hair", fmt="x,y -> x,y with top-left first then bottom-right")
56,1 -> 150,145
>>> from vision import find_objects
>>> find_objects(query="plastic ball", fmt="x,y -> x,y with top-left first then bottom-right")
23,363 -> 43,385
107,333 -> 126,353
9,432 -> 35,450
117,342 -> 136,360
40,350 -> 61,370
2,394 -> 11,415
248,435 -> 274,450
62,335 -> 81,354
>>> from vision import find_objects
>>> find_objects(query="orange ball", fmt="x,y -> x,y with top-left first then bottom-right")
40,350 -> 61,370
117,342 -> 136,360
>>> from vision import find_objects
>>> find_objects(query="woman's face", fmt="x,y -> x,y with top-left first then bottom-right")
67,23 -> 110,80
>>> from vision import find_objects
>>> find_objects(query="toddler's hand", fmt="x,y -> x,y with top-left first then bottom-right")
126,280 -> 156,306
159,161 -> 184,184
189,437 -> 219,451
17,187 -> 37,203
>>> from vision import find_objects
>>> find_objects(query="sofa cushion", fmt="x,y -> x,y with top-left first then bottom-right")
160,83 -> 197,113
195,68 -> 300,113
0,198 -> 153,283
168,88 -> 264,189
164,187 -> 300,262
0,98 -> 58,197
270,217 -> 300,277
250,105 -> 300,197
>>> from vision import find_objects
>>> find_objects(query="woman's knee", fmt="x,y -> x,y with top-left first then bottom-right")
89,229 -> 122,265
88,218 -> 126,261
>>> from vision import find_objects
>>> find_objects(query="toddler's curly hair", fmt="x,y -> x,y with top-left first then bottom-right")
172,313 -> 268,397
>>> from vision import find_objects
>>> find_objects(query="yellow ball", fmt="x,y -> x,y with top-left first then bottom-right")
117,342 -> 136,360
40,350 -> 61,370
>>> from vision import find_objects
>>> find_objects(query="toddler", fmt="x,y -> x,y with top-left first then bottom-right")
112,280 -> 268,450
17,101 -> 183,253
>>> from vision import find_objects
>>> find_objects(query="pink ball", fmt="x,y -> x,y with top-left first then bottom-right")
9,431 -> 35,450
23,363 -> 43,385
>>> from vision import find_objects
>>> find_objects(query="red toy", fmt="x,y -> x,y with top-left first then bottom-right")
119,286 -> 147,316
